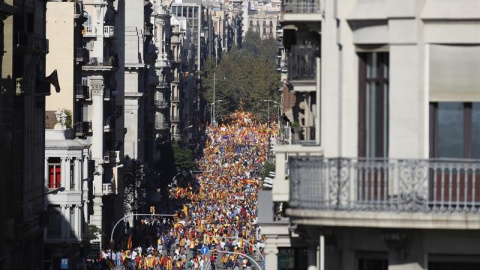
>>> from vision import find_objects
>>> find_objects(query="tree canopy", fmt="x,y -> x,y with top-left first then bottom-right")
201,31 -> 281,123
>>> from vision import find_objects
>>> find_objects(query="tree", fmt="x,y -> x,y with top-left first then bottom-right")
201,31 -> 280,121
172,141 -> 196,172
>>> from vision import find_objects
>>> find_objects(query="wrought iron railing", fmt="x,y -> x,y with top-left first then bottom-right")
288,44 -> 317,81
75,85 -> 89,99
74,121 -> 92,137
104,25 -> 115,38
84,56 -> 117,67
289,157 -> 480,213
282,0 -> 321,13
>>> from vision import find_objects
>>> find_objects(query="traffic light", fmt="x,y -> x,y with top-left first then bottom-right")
150,206 -> 155,215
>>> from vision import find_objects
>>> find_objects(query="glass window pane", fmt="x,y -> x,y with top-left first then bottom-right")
472,103 -> 480,158
438,103 -> 464,158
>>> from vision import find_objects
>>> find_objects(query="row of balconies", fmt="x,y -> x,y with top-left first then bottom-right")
83,25 -> 115,38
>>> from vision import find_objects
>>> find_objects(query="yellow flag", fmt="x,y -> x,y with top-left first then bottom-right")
183,205 -> 188,216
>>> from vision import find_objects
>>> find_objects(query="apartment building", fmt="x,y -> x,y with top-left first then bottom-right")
81,0 -> 122,247
44,111 -> 91,270
248,9 -> 279,40
0,0 -> 50,269
263,0 -> 480,269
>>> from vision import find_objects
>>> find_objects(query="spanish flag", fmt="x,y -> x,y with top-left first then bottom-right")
127,235 -> 132,250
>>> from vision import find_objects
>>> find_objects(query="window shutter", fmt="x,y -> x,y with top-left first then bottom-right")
429,44 -> 480,101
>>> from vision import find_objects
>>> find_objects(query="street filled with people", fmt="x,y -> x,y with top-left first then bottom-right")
92,112 -> 276,270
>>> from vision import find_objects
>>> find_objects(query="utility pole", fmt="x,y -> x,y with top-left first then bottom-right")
212,72 -> 215,125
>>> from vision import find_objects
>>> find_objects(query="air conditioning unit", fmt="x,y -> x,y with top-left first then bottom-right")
103,155 -> 110,163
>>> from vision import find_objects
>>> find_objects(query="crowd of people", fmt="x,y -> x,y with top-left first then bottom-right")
92,112 -> 276,270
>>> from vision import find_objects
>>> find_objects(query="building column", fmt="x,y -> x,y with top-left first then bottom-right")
74,158 -> 81,191
61,157 -> 67,188
264,243 -> 278,270
77,206 -> 83,240
45,157 -> 49,189
65,158 -> 71,190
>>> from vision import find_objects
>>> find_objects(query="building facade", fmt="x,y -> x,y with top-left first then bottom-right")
44,112 -> 91,270
0,0 -> 50,268
264,0 -> 480,269
81,0 -> 122,247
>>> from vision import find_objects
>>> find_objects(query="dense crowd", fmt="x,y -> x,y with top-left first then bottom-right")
92,112 -> 276,270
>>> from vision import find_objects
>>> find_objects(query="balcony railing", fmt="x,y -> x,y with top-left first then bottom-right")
282,0 -> 321,13
171,96 -> 180,102
288,44 -> 317,81
17,32 -> 49,53
75,85 -> 89,99
144,25 -> 153,36
76,48 -> 89,63
103,25 -> 115,38
289,157 -> 480,213
84,56 -> 117,67
102,183 -> 113,194
291,126 -> 316,145
83,26 -> 95,37
74,121 -> 92,137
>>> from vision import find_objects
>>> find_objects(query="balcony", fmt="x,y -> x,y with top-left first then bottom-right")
83,56 -> 118,71
287,44 -> 317,85
76,48 -> 89,63
281,0 -> 322,21
154,99 -> 169,109
74,121 -> 92,137
171,95 -> 180,102
83,26 -> 95,37
17,32 -> 49,54
145,25 -> 153,36
103,25 -> 115,38
75,85 -> 89,99
103,89 -> 111,100
287,157 -> 480,229
291,126 -> 316,145
102,183 -> 113,195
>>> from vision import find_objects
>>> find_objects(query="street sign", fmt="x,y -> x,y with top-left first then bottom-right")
60,258 -> 69,269
201,246 -> 209,254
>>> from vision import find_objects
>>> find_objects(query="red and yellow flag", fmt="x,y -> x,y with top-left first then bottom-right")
127,235 -> 132,250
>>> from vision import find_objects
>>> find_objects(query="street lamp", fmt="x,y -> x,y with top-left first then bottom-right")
262,100 -> 278,127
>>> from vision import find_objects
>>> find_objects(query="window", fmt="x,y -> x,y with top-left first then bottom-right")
430,102 -> 480,158
48,157 -> 61,189
47,205 -> 62,238
358,52 -> 389,158
277,248 -> 308,270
